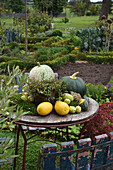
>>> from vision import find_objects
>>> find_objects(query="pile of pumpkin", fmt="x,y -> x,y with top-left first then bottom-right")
21,62 -> 89,116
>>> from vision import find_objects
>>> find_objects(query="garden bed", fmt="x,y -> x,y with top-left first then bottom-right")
53,62 -> 113,85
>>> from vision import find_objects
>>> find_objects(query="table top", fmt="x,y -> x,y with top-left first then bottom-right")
11,98 -> 99,128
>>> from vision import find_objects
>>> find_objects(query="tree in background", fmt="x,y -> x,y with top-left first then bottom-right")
6,0 -> 25,13
69,0 -> 91,16
109,0 -> 113,14
33,0 -> 67,17
99,0 -> 111,20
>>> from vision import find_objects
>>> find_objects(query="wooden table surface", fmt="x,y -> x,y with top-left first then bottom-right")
11,98 -> 99,127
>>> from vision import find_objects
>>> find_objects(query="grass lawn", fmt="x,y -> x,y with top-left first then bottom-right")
1,14 -> 112,32
53,15 -> 99,31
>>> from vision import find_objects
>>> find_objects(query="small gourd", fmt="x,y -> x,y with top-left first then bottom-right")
29,62 -> 55,82
61,72 -> 86,97
79,99 -> 89,111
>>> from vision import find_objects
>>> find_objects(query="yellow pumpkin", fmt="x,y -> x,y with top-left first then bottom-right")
37,102 -> 53,116
54,101 -> 69,116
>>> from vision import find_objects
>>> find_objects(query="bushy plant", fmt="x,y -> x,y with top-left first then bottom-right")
96,16 -> 113,52
45,30 -> 52,37
8,42 -> 18,50
1,47 -> 11,56
52,29 -> 62,37
76,27 -> 105,52
106,76 -> 113,100
86,83 -> 106,103
28,12 -> 52,35
0,66 -> 29,161
83,102 -> 113,141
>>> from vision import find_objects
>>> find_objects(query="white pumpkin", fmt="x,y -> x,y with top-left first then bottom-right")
29,62 -> 55,82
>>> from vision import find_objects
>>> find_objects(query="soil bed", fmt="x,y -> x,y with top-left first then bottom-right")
53,62 -> 113,85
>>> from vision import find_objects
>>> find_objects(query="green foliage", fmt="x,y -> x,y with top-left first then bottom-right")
6,0 -> 25,13
86,83 -> 106,103
68,54 -> 76,63
8,42 -> 18,50
28,12 -> 52,35
52,29 -> 63,37
62,17 -> 69,24
0,66 -> 29,161
70,0 -> 91,16
5,28 -> 22,43
9,94 -> 37,116
1,47 -> 11,56
71,51 -> 87,60
21,37 -> 49,43
42,37 -> 57,46
45,29 -> 52,37
96,16 -> 113,52
76,27 -> 105,52
33,0 -> 67,17
86,55 -> 113,64
26,78 -> 66,105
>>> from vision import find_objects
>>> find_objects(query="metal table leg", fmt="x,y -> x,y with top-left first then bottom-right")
13,125 -> 21,170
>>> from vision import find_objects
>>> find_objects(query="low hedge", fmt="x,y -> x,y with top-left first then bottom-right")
41,55 -> 70,68
86,55 -> 113,64
0,56 -> 18,62
21,37 -> 49,43
0,60 -> 37,71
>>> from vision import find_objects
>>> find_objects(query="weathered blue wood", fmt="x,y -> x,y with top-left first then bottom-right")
43,143 -> 57,170
60,141 -> 74,170
90,134 -> 108,169
40,132 -> 113,170
16,73 -> 29,93
106,132 -> 113,169
76,138 -> 91,170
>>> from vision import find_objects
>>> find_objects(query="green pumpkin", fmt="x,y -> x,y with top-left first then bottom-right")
79,99 -> 89,111
61,72 -> 86,97
29,62 -> 55,82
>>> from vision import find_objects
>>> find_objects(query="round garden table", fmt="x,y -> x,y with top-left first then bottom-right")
12,98 -> 99,170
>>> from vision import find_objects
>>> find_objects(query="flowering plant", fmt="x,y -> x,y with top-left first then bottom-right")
83,102 -> 113,141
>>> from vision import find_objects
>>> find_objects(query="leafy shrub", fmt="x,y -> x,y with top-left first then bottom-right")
10,47 -> 23,58
76,27 -> 105,52
52,29 -> 62,37
35,47 -> 49,60
68,54 -> 76,63
83,102 -> 113,141
52,38 -> 72,46
86,55 -> 113,64
86,83 -> 106,103
38,55 -> 49,62
42,37 -> 57,46
73,51 -> 87,60
45,30 -> 52,37
106,77 -> 113,100
8,42 -> 18,50
1,47 -> 11,56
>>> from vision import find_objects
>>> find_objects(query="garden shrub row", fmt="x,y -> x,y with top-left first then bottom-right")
0,55 -> 70,71
86,55 -> 113,64
1,52 -> 113,72
21,37 -> 49,43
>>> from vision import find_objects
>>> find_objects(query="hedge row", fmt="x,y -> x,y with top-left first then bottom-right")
21,37 -> 49,43
0,53 -> 113,72
86,55 -> 113,64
